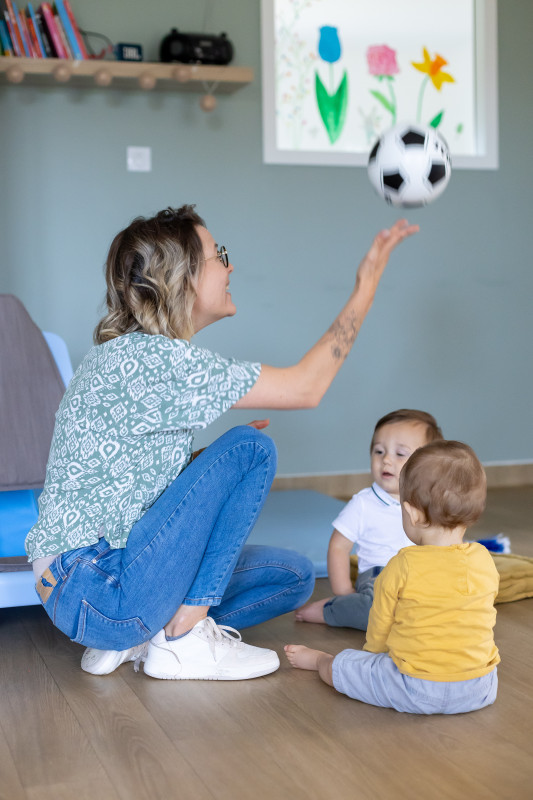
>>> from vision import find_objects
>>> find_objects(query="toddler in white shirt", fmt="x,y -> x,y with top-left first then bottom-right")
295,409 -> 442,630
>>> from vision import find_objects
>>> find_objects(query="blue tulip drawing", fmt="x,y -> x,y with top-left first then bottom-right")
318,26 -> 341,63
315,26 -> 348,144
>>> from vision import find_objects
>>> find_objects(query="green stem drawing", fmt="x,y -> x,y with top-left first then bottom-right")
416,75 -> 429,122
387,77 -> 397,124
315,69 -> 348,144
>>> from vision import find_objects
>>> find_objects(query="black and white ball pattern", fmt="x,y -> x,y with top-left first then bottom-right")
367,123 -> 452,208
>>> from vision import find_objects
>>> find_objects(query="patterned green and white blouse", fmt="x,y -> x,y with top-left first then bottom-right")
25,333 -> 261,561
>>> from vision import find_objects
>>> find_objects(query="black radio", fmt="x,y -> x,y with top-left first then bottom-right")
159,29 -> 234,65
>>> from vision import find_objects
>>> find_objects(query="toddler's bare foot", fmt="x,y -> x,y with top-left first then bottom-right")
294,597 -> 330,623
284,644 -> 327,671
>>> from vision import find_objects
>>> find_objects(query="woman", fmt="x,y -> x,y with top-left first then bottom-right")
26,206 -> 418,681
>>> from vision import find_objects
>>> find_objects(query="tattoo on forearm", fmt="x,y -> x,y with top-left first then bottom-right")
328,312 -> 359,361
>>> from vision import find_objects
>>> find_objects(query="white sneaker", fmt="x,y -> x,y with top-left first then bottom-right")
143,617 -> 280,681
81,642 -> 148,675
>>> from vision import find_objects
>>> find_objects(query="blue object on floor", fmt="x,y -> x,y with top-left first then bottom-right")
476,534 -> 511,554
1,487 -> 344,608
0,490 -> 40,557
0,329 -> 73,609
248,489 -> 345,577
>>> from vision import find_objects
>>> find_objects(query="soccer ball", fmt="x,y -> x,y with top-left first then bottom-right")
367,123 -> 452,208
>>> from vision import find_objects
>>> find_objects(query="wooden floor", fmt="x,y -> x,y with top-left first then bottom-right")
1,487 -> 532,800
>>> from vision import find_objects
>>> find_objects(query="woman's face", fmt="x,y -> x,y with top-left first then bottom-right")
191,225 -> 236,333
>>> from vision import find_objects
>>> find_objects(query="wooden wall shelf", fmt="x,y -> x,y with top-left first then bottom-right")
0,57 -> 253,94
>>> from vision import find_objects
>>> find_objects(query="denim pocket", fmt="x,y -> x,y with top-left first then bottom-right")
72,599 -> 151,649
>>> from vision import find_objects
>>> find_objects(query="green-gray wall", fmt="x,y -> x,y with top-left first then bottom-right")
1,1 -> 531,475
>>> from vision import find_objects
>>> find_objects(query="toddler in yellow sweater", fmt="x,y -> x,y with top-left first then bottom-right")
285,440 -> 500,714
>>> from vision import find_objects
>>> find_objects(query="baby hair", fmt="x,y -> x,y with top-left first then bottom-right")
371,409 -> 443,450
400,440 -> 486,528
94,205 -> 206,345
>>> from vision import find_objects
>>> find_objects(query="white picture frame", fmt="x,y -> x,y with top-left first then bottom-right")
261,0 -> 498,169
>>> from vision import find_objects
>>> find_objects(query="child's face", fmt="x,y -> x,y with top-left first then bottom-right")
370,421 -> 429,500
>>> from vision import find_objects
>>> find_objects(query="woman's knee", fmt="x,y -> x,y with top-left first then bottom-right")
222,425 -> 278,475
225,425 -> 276,454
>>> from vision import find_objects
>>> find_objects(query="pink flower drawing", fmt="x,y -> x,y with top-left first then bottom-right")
367,44 -> 399,123
366,45 -> 399,77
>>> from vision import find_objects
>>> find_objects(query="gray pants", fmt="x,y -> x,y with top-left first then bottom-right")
323,566 -> 384,630
332,651 -> 498,714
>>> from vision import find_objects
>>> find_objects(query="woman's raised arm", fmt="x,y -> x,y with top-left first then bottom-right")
235,219 -> 419,411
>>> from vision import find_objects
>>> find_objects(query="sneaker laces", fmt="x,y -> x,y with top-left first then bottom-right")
133,644 -> 148,673
151,616 -> 243,668
202,617 -> 242,659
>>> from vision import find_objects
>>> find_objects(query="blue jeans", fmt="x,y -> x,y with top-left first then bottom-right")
332,650 -> 498,714
36,426 -> 315,649
323,566 -> 384,630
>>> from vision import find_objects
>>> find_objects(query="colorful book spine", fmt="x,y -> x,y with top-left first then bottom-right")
53,0 -> 82,59
35,10 -> 53,56
25,11 -> 42,56
54,10 -> 71,56
27,2 -> 46,57
5,0 -> 25,56
63,0 -> 87,58
0,19 -> 14,55
4,11 -> 20,55
16,7 -> 34,56
39,2 -> 67,57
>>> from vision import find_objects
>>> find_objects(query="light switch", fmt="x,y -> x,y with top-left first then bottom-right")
127,146 -> 152,172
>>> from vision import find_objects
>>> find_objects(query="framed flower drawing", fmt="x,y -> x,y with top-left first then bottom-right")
261,0 -> 498,168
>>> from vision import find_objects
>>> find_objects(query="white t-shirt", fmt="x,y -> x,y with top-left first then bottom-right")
332,482 -> 414,574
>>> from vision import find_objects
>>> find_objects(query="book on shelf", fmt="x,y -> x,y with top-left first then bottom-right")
4,0 -> 25,56
35,10 -> 53,55
3,11 -> 19,54
27,2 -> 46,56
63,0 -> 86,58
26,12 -> 42,56
0,2 -> 88,60
15,4 -> 34,56
39,2 -> 67,57
0,18 -> 13,54
54,0 -> 82,59
53,9 -> 72,57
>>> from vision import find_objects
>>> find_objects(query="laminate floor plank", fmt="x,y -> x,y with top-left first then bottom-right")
22,611 -> 213,800
247,516 -> 533,799
123,666 -> 364,799
0,721 -> 26,800
1,487 -> 532,799
272,646 -> 533,800
0,610 -> 117,799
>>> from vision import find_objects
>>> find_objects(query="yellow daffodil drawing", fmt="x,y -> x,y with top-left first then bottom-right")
412,47 -> 455,128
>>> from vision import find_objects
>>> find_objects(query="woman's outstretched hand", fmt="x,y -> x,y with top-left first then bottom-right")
233,220 -> 419,411
354,219 -> 419,304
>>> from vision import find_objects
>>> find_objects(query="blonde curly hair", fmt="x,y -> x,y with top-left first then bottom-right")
94,205 -> 206,344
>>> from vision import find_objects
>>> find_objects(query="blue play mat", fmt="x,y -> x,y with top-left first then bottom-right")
0,488 -> 344,608
248,489 -> 345,577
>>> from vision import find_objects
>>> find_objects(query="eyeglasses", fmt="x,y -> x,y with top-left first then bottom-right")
205,246 -> 229,269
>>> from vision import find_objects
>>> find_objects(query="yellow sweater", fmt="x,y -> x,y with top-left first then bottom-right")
364,543 -> 500,681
